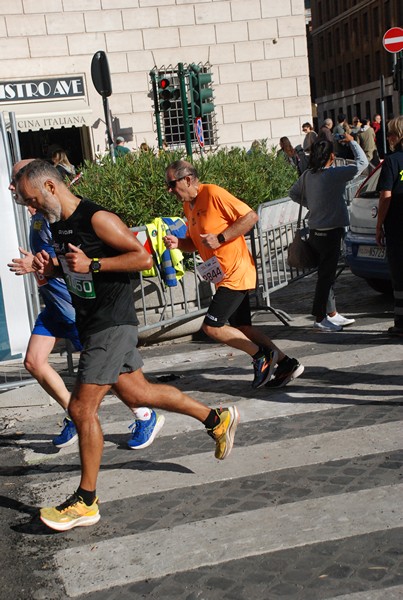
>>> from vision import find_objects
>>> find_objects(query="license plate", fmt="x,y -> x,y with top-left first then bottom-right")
357,246 -> 386,259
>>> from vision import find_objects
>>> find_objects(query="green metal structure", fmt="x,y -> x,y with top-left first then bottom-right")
149,62 -> 218,157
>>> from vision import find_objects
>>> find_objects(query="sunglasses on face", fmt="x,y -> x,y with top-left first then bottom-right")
166,176 -> 186,190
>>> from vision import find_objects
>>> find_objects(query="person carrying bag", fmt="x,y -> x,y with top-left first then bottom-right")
288,134 -> 368,332
287,170 -> 318,270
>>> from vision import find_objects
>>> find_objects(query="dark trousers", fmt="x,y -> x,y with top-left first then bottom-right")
386,234 -> 403,329
308,228 -> 344,321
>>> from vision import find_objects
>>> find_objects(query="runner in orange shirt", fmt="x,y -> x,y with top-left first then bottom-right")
164,160 -> 304,388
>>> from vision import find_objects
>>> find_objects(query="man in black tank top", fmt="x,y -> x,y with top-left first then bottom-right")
15,159 -> 240,532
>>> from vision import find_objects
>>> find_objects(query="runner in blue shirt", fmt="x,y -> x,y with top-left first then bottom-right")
8,160 -> 164,449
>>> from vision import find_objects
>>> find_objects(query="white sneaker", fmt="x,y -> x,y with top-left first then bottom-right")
313,317 -> 343,332
327,313 -> 355,327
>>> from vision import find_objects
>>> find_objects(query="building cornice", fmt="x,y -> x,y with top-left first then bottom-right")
311,0 -> 377,36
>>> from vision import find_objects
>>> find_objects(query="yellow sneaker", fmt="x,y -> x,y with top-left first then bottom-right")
40,493 -> 100,531
207,406 -> 240,460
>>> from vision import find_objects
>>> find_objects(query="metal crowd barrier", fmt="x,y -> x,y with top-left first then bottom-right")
250,175 -> 365,324
130,226 -> 214,335
249,196 -> 310,324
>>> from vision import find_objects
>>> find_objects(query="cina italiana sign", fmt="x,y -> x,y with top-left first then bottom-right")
16,115 -> 89,131
0,77 -> 85,103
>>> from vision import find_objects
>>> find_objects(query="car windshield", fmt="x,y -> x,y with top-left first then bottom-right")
357,167 -> 381,199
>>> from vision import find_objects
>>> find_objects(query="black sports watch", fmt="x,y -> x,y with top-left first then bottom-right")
90,258 -> 101,273
217,232 -> 226,244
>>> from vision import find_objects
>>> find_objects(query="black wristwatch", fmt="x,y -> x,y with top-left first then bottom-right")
217,232 -> 226,244
90,258 -> 101,273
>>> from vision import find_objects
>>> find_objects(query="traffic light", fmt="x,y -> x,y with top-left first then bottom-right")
189,64 -> 214,118
158,76 -> 180,111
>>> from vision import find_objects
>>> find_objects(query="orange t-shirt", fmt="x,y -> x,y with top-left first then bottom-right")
183,183 -> 256,290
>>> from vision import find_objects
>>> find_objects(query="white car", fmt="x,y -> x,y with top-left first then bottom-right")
344,164 -> 392,294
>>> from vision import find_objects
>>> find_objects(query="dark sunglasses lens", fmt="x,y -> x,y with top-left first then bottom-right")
167,180 -> 176,189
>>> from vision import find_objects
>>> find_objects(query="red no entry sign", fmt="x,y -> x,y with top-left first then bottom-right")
383,27 -> 403,53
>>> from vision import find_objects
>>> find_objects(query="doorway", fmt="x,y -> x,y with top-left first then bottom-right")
18,125 -> 92,169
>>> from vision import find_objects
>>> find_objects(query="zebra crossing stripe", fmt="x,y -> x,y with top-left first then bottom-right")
29,420 -> 403,505
20,396 -> 354,464
55,483 -> 403,597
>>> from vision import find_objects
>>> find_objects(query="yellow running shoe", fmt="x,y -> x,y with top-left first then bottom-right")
207,406 -> 240,460
40,492 -> 100,531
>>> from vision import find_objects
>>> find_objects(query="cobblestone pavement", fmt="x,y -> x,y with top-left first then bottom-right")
1,269 -> 403,600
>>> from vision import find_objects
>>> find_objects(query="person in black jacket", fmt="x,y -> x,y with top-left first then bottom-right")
376,115 -> 403,336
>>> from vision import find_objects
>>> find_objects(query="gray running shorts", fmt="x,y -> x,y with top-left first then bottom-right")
77,325 -> 143,385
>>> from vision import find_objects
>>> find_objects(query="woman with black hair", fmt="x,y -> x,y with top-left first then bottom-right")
289,133 -> 368,332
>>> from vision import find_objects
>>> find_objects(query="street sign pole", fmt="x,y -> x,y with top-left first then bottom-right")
380,75 -> 388,156
150,70 -> 163,149
91,51 -> 115,162
383,27 -> 403,116
178,62 -> 192,158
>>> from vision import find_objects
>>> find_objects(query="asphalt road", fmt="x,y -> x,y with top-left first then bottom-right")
1,268 -> 403,600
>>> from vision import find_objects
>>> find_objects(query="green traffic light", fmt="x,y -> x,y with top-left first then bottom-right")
197,73 -> 212,87
200,102 -> 214,116
188,66 -> 214,117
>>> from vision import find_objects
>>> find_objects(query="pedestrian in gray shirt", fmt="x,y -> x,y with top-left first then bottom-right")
289,134 -> 368,331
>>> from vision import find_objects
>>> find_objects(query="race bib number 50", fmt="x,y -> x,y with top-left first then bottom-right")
59,256 -> 96,299
196,255 -> 225,284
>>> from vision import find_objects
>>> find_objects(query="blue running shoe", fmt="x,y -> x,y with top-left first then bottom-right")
252,349 -> 278,389
53,417 -> 78,448
127,410 -> 165,450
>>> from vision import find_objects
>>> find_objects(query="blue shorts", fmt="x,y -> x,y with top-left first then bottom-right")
32,308 -> 82,351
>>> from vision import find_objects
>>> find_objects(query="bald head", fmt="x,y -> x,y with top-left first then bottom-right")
13,158 -> 35,174
9,158 -> 36,192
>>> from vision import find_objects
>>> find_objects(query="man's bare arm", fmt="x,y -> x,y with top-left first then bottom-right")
201,210 -> 259,250
64,211 -> 153,274
218,210 -> 258,243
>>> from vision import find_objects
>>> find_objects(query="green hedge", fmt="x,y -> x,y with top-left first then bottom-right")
74,141 -> 297,227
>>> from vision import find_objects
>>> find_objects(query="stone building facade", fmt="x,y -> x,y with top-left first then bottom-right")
310,0 -> 403,126
0,0 -> 312,163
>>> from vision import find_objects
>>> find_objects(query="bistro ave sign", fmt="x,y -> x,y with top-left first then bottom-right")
0,76 -> 85,103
